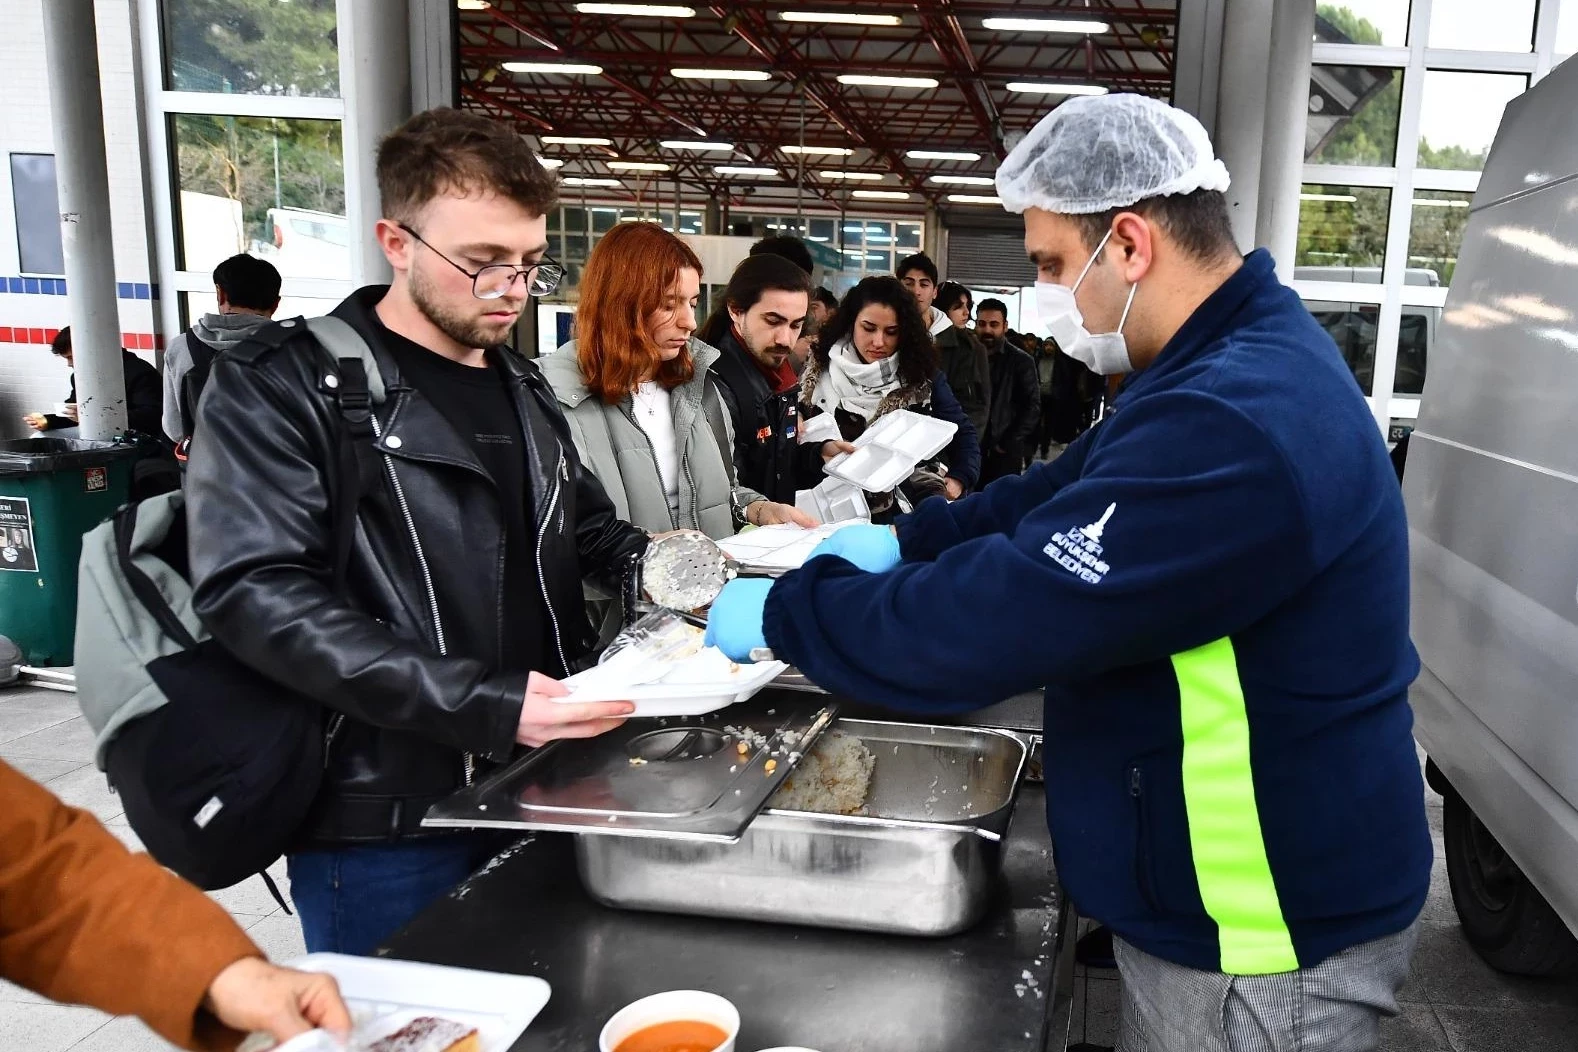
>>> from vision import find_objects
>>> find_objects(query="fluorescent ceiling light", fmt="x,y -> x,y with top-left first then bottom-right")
618,215 -> 665,222
1006,82 -> 1109,96
541,135 -> 613,146
575,3 -> 696,14
947,194 -> 1003,205
781,11 -> 902,26
537,157 -> 566,168
906,149 -> 980,161
456,0 -> 490,10
983,17 -> 1110,34
852,190 -> 911,200
820,170 -> 885,181
715,166 -> 780,176
563,177 -> 622,187
781,145 -> 853,155
838,74 -> 940,89
929,175 -> 994,186
608,160 -> 672,171
661,140 -> 734,150
672,68 -> 773,81
1300,192 -> 1357,203
503,61 -> 604,75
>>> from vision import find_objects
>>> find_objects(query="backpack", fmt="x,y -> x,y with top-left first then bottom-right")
74,316 -> 384,899
176,331 -> 221,442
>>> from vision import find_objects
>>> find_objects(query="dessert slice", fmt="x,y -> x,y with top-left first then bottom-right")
364,1016 -> 480,1052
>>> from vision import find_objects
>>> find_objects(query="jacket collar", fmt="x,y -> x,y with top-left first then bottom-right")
1114,249 -> 1276,409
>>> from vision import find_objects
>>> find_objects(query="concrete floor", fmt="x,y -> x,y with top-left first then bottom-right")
5,681 -> 1578,1051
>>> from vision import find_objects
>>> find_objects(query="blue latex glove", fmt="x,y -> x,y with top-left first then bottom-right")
704,578 -> 773,662
807,522 -> 903,574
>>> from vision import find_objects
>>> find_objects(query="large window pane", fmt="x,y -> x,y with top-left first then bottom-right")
1417,71 -> 1526,170
1306,65 -> 1402,165
10,154 -> 63,276
1407,190 -> 1473,284
1427,0 -> 1534,51
1305,300 -> 1381,394
171,115 -> 346,278
1315,2 -> 1411,46
163,0 -> 339,97
1560,2 -> 1578,55
1296,184 -> 1392,269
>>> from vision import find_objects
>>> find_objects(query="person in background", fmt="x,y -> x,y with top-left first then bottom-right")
975,297 -> 1041,484
932,282 -> 992,442
749,233 -> 815,277
2,759 -> 350,1050
538,223 -> 812,638
162,253 -> 281,446
797,275 -> 980,519
706,93 -> 1429,1052
24,327 -> 163,438
897,252 -> 952,338
698,253 -> 852,506
186,108 -> 648,957
809,287 -> 838,332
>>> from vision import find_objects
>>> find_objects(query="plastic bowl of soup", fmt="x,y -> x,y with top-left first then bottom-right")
599,991 -> 740,1052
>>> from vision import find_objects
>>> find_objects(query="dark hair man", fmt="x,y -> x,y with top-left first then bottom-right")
974,298 -> 1040,485
162,253 -> 282,444
183,108 -> 649,956
809,287 -> 839,328
926,276 -> 991,441
749,234 -> 815,276
698,253 -> 851,503
23,326 -> 163,439
707,94 -> 1429,1052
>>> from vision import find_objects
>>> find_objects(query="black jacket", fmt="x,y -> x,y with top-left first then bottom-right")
43,351 -> 164,438
185,287 -> 648,846
709,329 -> 801,505
985,343 -> 1041,450
934,326 -> 991,440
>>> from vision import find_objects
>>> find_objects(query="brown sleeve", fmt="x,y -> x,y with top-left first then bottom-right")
0,760 -> 262,1051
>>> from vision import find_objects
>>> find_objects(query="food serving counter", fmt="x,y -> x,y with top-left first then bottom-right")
379,688 -> 1072,1052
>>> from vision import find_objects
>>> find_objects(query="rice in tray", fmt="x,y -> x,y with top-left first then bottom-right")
768,729 -> 875,816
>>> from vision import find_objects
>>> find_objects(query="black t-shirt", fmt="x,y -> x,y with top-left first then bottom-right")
376,323 -> 553,674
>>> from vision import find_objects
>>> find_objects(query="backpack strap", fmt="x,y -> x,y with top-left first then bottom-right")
112,500 -> 200,651
177,332 -> 221,441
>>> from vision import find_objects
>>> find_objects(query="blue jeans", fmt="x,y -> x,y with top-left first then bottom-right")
287,835 -> 500,956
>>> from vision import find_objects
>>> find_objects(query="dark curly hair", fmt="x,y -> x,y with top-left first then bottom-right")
815,275 -> 938,392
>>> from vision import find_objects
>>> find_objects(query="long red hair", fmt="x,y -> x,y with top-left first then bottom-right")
575,223 -> 703,404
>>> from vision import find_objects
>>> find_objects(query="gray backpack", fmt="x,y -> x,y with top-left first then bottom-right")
74,316 -> 384,894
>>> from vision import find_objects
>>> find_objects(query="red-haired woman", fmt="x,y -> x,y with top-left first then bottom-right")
539,224 -> 811,631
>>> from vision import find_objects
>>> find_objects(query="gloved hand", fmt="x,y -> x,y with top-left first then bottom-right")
807,522 -> 903,574
704,578 -> 774,662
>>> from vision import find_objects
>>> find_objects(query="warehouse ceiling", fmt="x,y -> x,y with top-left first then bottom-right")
457,1 -> 1177,216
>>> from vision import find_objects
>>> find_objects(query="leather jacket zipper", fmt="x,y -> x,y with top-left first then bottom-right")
536,452 -> 570,675
370,414 -> 474,786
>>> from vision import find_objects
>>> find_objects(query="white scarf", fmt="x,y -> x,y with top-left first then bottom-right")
810,339 -> 902,425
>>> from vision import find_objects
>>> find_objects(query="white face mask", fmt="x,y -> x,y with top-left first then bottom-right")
1035,229 -> 1139,376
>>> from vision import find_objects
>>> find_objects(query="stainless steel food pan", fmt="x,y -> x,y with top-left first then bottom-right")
574,718 -> 1029,936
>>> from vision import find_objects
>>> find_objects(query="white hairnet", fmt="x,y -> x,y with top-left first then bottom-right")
995,93 -> 1231,216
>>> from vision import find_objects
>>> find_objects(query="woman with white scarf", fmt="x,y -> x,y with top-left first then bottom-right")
798,275 -> 981,520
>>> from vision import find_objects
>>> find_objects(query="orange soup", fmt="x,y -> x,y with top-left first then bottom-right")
613,1019 -> 729,1052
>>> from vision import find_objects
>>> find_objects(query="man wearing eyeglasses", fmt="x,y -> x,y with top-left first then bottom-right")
183,109 -> 650,956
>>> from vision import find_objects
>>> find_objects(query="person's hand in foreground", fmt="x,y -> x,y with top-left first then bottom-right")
747,500 -> 819,528
820,439 -> 857,463
944,477 -> 965,500
22,412 -> 49,431
808,522 -> 903,573
704,578 -> 774,662
203,958 -> 350,1045
517,670 -> 633,747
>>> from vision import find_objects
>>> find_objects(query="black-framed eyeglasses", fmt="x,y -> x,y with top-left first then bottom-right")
398,223 -> 564,299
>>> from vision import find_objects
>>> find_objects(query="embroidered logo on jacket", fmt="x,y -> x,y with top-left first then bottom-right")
1044,502 -> 1115,584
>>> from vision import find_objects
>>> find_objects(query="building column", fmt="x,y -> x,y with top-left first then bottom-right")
409,0 -> 457,111
1255,0 -> 1317,280
338,0 -> 414,286
41,0 -> 126,440
1211,0 -> 1276,253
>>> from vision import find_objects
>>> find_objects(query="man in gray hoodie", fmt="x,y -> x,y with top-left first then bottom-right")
161,253 -> 281,445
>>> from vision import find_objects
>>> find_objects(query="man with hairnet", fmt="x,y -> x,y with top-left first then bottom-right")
705,93 -> 1429,1052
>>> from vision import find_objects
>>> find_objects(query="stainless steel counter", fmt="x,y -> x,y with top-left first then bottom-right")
382,782 -> 1071,1051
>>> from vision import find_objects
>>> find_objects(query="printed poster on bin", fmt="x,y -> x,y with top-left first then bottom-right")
0,496 -> 38,573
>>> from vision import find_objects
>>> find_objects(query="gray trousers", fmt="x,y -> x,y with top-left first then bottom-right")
1115,923 -> 1419,1052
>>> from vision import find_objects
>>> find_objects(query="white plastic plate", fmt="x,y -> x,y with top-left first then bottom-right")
717,523 -> 844,574
258,953 -> 550,1052
823,409 -> 957,491
560,648 -> 790,717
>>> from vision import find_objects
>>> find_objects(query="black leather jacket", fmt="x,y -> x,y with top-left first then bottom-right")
185,287 -> 648,845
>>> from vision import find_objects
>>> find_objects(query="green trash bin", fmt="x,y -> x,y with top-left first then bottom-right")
0,437 -> 140,665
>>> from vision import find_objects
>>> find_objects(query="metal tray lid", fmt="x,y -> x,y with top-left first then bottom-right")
422,698 -> 838,842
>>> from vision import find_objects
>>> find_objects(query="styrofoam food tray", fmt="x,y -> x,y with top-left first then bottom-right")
561,646 -> 789,717
252,953 -> 550,1052
824,409 -> 956,492
717,523 -> 844,574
